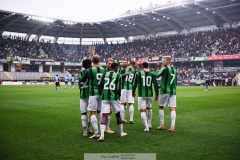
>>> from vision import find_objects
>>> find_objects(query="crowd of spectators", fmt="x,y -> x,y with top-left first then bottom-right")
147,62 -> 239,81
95,27 -> 240,61
0,27 -> 239,82
0,36 -> 87,62
176,67 -> 238,81
0,27 -> 239,62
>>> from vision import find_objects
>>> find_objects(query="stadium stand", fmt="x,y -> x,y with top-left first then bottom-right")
95,27 -> 240,61
0,71 -> 71,81
1,27 -> 239,62
0,27 -> 240,82
0,36 -> 88,62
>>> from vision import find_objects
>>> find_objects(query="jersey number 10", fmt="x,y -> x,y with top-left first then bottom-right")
141,76 -> 152,86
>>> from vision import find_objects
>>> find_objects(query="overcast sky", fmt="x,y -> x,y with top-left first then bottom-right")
0,0 -> 161,22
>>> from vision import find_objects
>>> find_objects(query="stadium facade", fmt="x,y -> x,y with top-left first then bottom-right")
0,0 -> 240,85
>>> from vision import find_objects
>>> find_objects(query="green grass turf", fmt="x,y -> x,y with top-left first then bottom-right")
0,85 -> 240,160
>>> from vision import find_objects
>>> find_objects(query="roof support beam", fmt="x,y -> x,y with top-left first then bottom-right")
190,6 -> 220,27
101,23 -> 129,41
54,26 -> 70,42
0,14 -> 13,23
214,10 -> 233,27
93,24 -> 107,44
153,12 -> 191,32
0,16 -> 21,35
25,23 -> 46,40
79,23 -> 84,46
122,19 -> 157,37
118,20 -> 149,38
35,23 -> 57,41
197,3 -> 233,27
147,14 -> 181,33
208,2 -> 240,10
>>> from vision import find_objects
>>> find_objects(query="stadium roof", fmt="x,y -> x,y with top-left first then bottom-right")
0,0 -> 240,43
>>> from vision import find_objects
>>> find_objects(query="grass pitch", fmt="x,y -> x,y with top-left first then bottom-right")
0,85 -> 240,160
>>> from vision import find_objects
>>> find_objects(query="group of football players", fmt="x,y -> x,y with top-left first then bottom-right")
78,55 -> 177,142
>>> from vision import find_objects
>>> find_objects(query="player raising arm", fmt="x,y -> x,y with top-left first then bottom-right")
144,56 -> 177,132
98,63 -> 127,141
133,62 -> 159,132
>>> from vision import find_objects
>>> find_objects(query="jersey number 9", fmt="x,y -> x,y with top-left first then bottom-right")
96,73 -> 103,85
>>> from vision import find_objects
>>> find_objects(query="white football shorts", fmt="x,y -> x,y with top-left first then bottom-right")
87,96 -> 102,111
120,89 -> 134,104
138,97 -> 153,110
101,100 -> 121,114
80,98 -> 88,113
158,94 -> 176,107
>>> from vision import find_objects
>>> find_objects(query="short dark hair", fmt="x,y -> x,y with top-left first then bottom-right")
92,55 -> 100,64
130,60 -> 136,66
142,62 -> 148,68
82,59 -> 92,69
111,63 -> 118,69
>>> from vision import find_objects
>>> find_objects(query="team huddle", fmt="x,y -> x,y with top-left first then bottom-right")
78,55 -> 177,141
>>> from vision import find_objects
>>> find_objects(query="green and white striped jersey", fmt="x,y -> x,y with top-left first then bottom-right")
79,66 -> 105,96
149,66 -> 177,95
78,69 -> 89,99
100,71 -> 122,100
118,67 -> 137,90
133,70 -> 159,97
